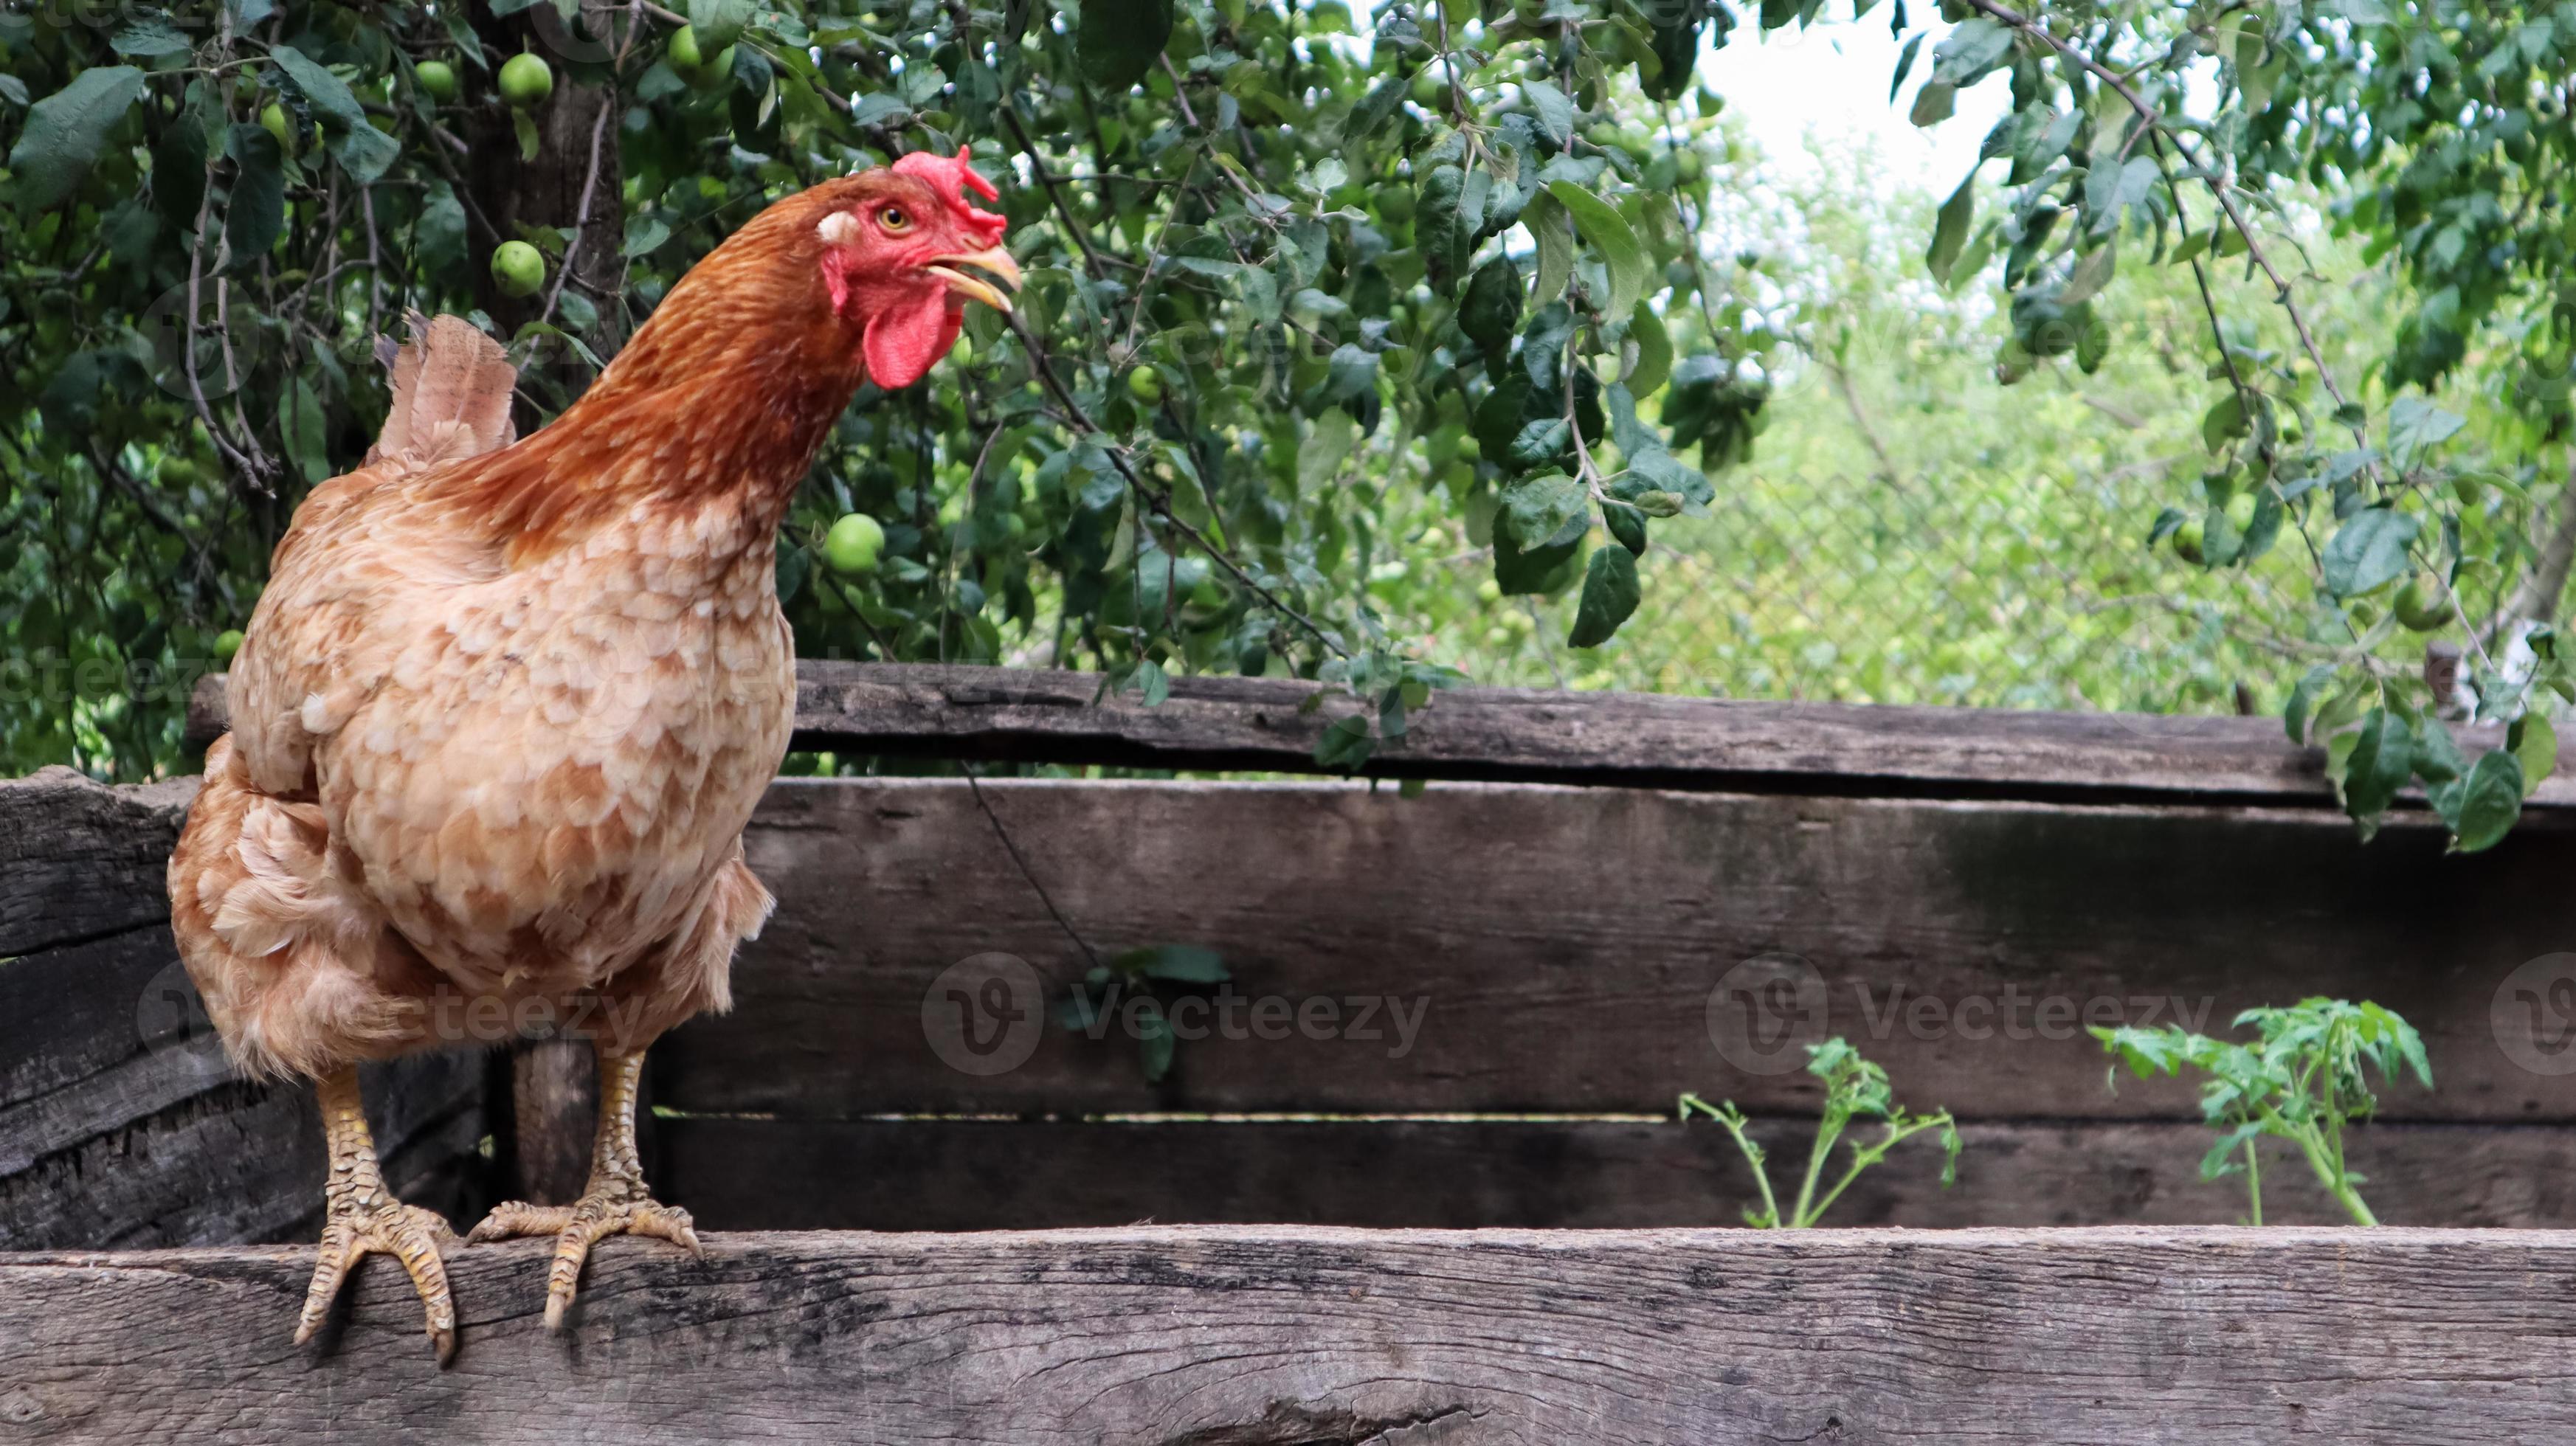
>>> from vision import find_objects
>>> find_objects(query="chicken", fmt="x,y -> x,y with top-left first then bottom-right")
166,151 -> 1018,1363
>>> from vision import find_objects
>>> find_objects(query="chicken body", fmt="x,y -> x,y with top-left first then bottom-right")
182,317 -> 788,1082
166,156 -> 1018,1360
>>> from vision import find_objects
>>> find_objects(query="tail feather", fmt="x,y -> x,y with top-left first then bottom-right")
367,312 -> 518,472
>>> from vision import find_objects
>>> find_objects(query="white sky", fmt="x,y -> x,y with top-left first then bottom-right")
1698,13 -> 2012,190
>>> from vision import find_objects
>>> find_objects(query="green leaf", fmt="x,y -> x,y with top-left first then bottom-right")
224,124 -> 286,269
2061,239 -> 2116,305
2341,707 -> 2414,825
1926,171 -> 1975,285
1507,418 -> 1572,470
7,66 -> 148,211
1299,408 -> 1360,492
1569,544 -> 1641,647
2201,392 -> 2246,452
1314,713 -> 1374,770
1122,944 -> 1229,983
688,0 -> 757,52
1494,529 -> 1583,595
1500,470 -> 1585,546
1137,1001 -> 1174,1082
2319,508 -> 2420,598
2386,395 -> 2466,465
277,376 -> 330,485
623,215 -> 672,258
1524,190 -> 1575,310
2510,712 -> 2558,797
1909,80 -> 1955,127
1080,0 -> 1177,93
2452,750 -> 2524,853
111,18 -> 194,57
268,45 -> 396,184
1543,180 -> 1648,321
1460,256 -> 1523,356
1930,18 -> 2014,84
1626,301 -> 1672,398
1524,78 -> 1575,147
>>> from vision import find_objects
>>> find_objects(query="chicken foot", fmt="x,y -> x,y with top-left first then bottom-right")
297,1065 -> 461,1363
467,1045 -> 701,1330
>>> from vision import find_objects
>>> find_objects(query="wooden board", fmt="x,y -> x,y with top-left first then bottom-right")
7,1225 -> 2576,1442
654,1115 -> 2576,1231
187,660 -> 2576,812
658,776 -> 2576,1123
0,772 -> 494,1252
0,768 -> 192,955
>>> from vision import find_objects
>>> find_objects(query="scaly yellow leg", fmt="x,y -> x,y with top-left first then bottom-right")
296,1066 -> 460,1363
466,1045 -> 700,1330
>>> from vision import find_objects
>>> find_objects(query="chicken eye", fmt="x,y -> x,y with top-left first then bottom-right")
879,206 -> 913,234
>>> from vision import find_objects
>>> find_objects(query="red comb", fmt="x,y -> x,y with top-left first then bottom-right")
891,148 -> 1006,244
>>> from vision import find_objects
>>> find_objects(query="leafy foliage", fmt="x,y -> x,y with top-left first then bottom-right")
2096,997 -> 2430,1226
0,0 -> 1766,781
1679,1037 -> 1959,1229
6,0 -> 2576,871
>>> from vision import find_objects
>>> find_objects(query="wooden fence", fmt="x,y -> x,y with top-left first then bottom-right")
7,660 -> 2576,1439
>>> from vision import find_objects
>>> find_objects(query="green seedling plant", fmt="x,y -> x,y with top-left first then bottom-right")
2093,998 -> 2430,1227
1679,1037 -> 1961,1229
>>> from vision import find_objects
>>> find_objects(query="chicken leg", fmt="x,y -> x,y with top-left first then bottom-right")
467,1045 -> 700,1329
297,1066 -> 460,1363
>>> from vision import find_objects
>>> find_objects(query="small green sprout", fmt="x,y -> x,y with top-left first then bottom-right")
2093,997 -> 2431,1227
1679,1037 -> 1961,1229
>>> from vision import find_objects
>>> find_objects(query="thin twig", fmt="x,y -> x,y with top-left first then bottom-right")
999,310 -> 1350,658
539,100 -> 615,330
961,766 -> 1104,973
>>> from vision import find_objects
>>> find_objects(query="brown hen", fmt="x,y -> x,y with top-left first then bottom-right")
168,152 -> 1018,1362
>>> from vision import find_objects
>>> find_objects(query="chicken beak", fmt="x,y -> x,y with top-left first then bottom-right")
925,247 -> 1022,313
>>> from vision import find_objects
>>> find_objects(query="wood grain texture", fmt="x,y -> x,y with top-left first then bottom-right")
0,1055 -> 487,1252
0,774 -> 494,1251
661,776 -> 2576,1122
0,768 -> 193,955
187,660 -> 2576,812
7,1226 -> 2576,1443
652,1115 -> 2576,1231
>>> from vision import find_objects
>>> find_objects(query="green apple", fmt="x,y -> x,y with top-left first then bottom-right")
2392,575 -> 2451,632
259,102 -> 294,152
824,513 -> 885,575
213,629 -> 245,664
2171,516 -> 2206,565
499,52 -> 553,108
415,59 -> 458,100
1128,367 -> 1164,404
490,241 -> 546,299
668,24 -> 706,72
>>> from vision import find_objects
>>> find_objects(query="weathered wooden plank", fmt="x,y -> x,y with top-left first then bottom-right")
0,769 -> 193,955
652,1115 -> 2576,1232
186,661 -> 2576,811
661,776 -> 2576,1122
0,1054 -> 488,1252
7,1225 -> 2575,1442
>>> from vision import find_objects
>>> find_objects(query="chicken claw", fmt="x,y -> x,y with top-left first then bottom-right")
467,1045 -> 700,1331
297,1067 -> 461,1363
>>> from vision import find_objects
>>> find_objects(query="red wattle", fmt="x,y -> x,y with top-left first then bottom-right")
862,288 -> 961,390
